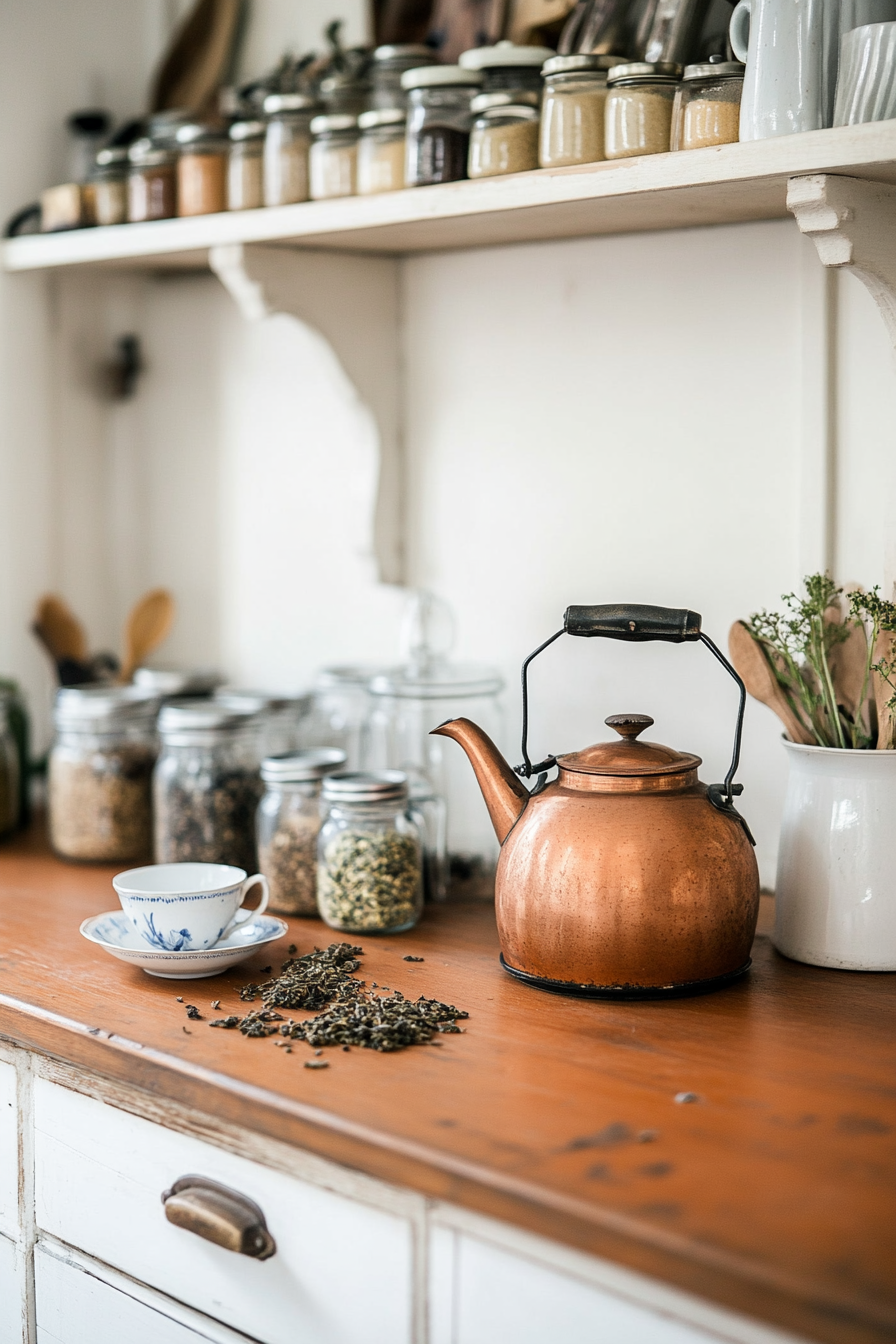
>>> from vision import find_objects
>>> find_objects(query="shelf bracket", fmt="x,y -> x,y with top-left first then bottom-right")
787,174 -> 896,359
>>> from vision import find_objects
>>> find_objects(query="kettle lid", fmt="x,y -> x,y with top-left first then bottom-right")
557,714 -> 701,777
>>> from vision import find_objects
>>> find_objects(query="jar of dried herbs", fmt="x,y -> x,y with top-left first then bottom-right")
257,748 -> 346,916
49,686 -> 158,862
0,693 -> 20,837
154,700 -> 263,873
468,97 -> 540,178
318,772 -> 423,933
605,62 -> 681,160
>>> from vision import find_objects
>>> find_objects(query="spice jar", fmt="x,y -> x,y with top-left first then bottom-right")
318,772 -> 423,933
403,66 -> 482,187
154,700 -> 263,872
309,115 -> 359,200
671,61 -> 744,150
301,665 -> 380,768
227,119 -> 265,210
48,687 -> 158,862
176,124 -> 228,216
257,749 -> 346,915
371,44 -> 438,109
215,689 -> 313,756
88,147 -> 129,225
263,93 -> 316,206
468,97 -> 540,178
127,138 -> 177,222
539,54 -> 619,167
357,109 -> 407,194
605,62 -> 681,159
0,693 -> 20,838
459,41 -> 555,97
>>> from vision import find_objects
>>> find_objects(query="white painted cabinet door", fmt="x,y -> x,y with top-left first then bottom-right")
0,1059 -> 18,1239
0,1232 -> 25,1344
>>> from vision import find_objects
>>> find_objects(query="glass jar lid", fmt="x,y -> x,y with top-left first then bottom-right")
373,44 -> 437,64
94,146 -> 129,168
229,119 -> 265,141
215,688 -> 313,715
471,90 -> 539,113
158,698 -> 260,743
401,65 -> 483,90
263,92 -> 317,114
607,61 -> 682,86
460,41 -> 555,69
175,123 -> 229,151
315,665 -> 380,691
54,685 -> 158,729
261,748 -> 347,783
682,60 -> 745,81
358,107 -> 406,130
128,137 -> 175,167
310,113 -> 358,137
369,663 -> 504,700
134,666 -> 223,697
542,53 -> 621,77
322,770 -> 408,803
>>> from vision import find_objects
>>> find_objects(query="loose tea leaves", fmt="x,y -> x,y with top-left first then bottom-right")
279,989 -> 467,1053
318,829 -> 420,931
239,941 -> 364,1011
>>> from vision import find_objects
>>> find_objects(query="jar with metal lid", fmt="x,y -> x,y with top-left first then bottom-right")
459,41 -> 555,97
539,54 -> 619,167
370,44 -> 438,109
309,114 -> 359,200
153,700 -> 263,872
300,666 -> 379,768
127,138 -> 177,222
403,66 -> 483,186
671,60 -> 744,151
357,109 -> 407,194
605,62 -> 681,159
317,772 -> 423,932
49,686 -> 158,862
468,97 -> 540,178
263,93 -> 316,205
133,666 -> 223,700
257,749 -> 346,915
214,689 -> 313,756
87,147 -> 129,225
0,693 -> 20,838
176,123 -> 228,216
227,119 -> 265,209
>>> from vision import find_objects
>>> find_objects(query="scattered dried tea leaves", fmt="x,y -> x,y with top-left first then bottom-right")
240,942 -> 364,1012
403,955 -> 424,962
185,1005 -> 202,1020
305,1059 -> 329,1069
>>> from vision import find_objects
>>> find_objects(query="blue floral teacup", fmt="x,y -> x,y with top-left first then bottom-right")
112,863 -> 270,952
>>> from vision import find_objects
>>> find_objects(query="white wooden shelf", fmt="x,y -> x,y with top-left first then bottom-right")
5,121 -> 896,271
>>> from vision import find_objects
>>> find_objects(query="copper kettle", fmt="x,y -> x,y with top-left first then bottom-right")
432,604 -> 760,998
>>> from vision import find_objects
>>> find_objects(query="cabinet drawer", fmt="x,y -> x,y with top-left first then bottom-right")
0,1058 -> 17,1239
34,1079 -> 414,1344
0,1231 -> 25,1344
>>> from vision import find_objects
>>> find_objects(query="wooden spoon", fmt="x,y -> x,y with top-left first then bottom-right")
120,589 -> 175,683
872,630 -> 895,750
34,595 -> 88,663
728,621 -> 815,746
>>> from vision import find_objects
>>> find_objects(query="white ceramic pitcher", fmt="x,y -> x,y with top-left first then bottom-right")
774,741 -> 896,971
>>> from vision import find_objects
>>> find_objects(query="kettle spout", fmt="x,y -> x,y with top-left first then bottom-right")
431,717 -> 529,844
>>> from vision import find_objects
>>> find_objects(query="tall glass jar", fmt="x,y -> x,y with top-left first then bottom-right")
605,62 -> 681,159
309,115 -> 359,199
317,772 -> 423,933
357,109 -> 407,194
215,689 -> 313,756
371,45 -> 438,109
127,139 -> 177,222
539,54 -> 618,167
257,749 -> 346,915
0,694 -> 20,838
300,666 -> 380,769
263,93 -> 317,205
154,701 -> 262,873
227,119 -> 265,209
0,678 -> 30,829
402,66 -> 482,186
458,41 -> 554,97
49,687 -> 158,862
468,97 -> 540,178
176,124 -> 228,216
88,147 -> 129,225
671,61 -> 744,150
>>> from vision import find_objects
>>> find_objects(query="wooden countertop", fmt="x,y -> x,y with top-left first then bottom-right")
1,827 -> 894,1344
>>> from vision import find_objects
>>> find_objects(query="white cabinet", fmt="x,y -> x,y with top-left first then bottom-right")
0,1059 -> 18,1239
0,1232 -> 25,1344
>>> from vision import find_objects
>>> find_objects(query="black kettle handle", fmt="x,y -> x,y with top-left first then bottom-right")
517,604 -> 752,842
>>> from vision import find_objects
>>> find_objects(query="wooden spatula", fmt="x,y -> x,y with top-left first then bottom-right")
728,621 -> 815,746
120,590 -> 175,683
872,630 -> 895,750
34,595 -> 88,663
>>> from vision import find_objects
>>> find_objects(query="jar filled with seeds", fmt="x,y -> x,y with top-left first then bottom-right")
0,693 -> 20,838
403,65 -> 482,187
227,119 -> 265,209
468,96 -> 540,178
263,93 -> 317,206
257,748 -> 346,915
671,60 -> 743,151
176,123 -> 228,216
605,62 -> 681,160
154,700 -> 263,873
357,109 -> 407,194
49,686 -> 158,862
309,114 -> 359,199
539,54 -> 619,167
215,689 -> 313,756
318,771 -> 423,933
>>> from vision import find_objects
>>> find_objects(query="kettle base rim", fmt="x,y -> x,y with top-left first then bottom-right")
499,954 -> 752,1000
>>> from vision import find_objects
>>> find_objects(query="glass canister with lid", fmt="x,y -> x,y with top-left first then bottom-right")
317,771 -> 423,933
176,123 -> 228,216
370,44 -> 438,109
214,689 -> 313,757
133,666 -> 223,700
127,138 -> 177,222
671,60 -> 744,150
263,93 -> 317,205
309,114 -> 359,199
0,692 -> 21,838
468,95 -> 540,178
88,147 -> 129,225
227,119 -> 265,209
153,700 -> 263,873
48,686 -> 158,862
257,748 -> 346,915
539,54 -> 619,167
458,41 -> 555,97
357,109 -> 407,194
300,665 -> 380,769
403,65 -> 482,186
605,62 -> 682,159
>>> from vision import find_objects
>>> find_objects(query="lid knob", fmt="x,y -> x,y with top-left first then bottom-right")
605,714 -> 654,741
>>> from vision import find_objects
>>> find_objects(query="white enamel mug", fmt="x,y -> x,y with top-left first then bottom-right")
112,863 -> 270,952
834,21 -> 896,124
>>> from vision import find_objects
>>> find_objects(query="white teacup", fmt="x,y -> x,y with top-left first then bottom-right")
112,863 -> 270,952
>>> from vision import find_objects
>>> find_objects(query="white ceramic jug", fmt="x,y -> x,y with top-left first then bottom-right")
774,741 -> 896,971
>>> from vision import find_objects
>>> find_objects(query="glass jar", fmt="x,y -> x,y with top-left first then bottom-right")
539,54 -> 619,167
228,119 -> 265,209
468,97 -> 540,178
371,44 -> 438,110
88,147 -> 129,225
127,139 -> 177,222
154,700 -> 263,872
176,124 -> 228,216
300,666 -> 379,768
214,689 -> 313,756
605,62 -> 681,159
48,687 -> 158,862
459,41 -> 555,97
317,772 -> 423,933
309,115 -> 359,200
403,66 -> 482,186
263,93 -> 316,206
0,679 -> 30,829
357,109 -> 407,194
671,61 -> 744,150
0,694 -> 20,838
256,748 -> 346,915
133,666 -> 223,700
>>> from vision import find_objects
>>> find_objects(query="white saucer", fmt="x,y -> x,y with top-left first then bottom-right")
80,910 -> 289,979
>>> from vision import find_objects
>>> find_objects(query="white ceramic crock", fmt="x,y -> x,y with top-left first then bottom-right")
774,741 -> 896,971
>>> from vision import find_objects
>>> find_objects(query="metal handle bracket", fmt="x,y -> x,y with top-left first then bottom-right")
162,1175 -> 276,1259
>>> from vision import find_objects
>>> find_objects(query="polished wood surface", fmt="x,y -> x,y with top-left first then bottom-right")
1,826 -> 894,1344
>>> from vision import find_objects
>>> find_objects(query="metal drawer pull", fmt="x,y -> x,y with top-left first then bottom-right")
162,1175 -> 276,1259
